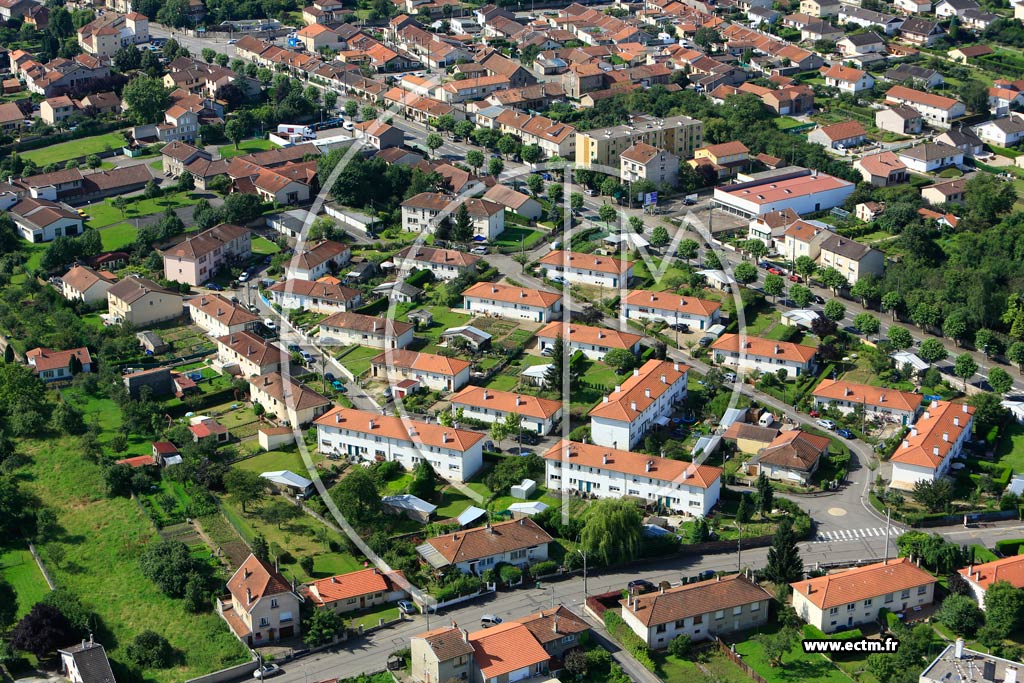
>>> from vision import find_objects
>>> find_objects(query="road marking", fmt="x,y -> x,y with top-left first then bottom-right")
812,527 -> 904,543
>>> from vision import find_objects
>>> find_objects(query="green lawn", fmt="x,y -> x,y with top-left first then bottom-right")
578,357 -> 624,390
395,304 -> 473,343
434,487 -> 475,518
730,624 -> 851,683
99,222 -> 138,250
235,448 -> 323,475
0,546 -> 49,618
252,236 -> 281,255
21,132 -> 128,166
494,226 -> 545,250
217,138 -> 279,159
349,603 -> 401,631
653,649 -> 752,683
995,421 -> 1024,472
87,191 -> 204,229
486,374 -> 519,391
335,345 -> 384,377
775,117 -> 807,131
16,434 -> 250,681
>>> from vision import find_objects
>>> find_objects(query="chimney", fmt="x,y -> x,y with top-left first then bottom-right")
943,432 -> 949,442
598,331 -> 604,339
650,293 -> 655,302
515,395 -> 522,406
645,388 -> 651,398
81,639 -> 86,651
246,587 -> 252,603
902,440 -> 909,448
674,362 -> 680,372
230,335 -> 236,344
963,404 -> 969,413
806,582 -> 812,594
442,432 -> 449,443
462,629 -> 469,643
368,419 -> 375,429
615,385 -> 621,393
774,344 -> 780,354
483,389 -> 489,400
911,427 -> 918,436
660,585 -> 665,594
879,393 -> 885,403
633,368 -> 639,377
217,307 -> 223,316
602,453 -> 608,465
645,460 -> 652,472
631,401 -> 637,412
264,377 -> 270,386
955,638 -> 964,659
844,387 -> 851,397
1008,667 -> 1019,683
954,417 -> 960,426
332,576 -> 338,583
335,412 -> 341,423
247,345 -> 253,355
933,446 -> 940,456
553,614 -> 559,633
660,374 -> 667,384
486,522 -> 493,533
682,467 -> 691,480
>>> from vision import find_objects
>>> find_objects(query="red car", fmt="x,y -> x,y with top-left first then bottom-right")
767,267 -> 783,275
789,274 -> 802,283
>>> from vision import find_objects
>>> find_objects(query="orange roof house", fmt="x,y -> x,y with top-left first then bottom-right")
304,568 -> 408,613
812,379 -> 922,420
624,290 -> 722,329
959,555 -> 1024,608
710,334 -> 817,377
468,622 -> 551,680
889,401 -> 975,488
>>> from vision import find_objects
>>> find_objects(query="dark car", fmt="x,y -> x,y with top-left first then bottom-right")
207,283 -> 223,291
324,372 -> 336,382
628,579 -> 657,595
287,344 -> 301,353
758,261 -> 770,269
698,336 -> 714,347
812,295 -> 825,305
836,428 -> 854,439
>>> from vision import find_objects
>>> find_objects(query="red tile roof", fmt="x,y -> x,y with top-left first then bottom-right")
959,555 -> 1024,591
623,574 -> 771,626
468,622 -> 550,679
423,518 -> 553,565
889,400 -> 975,469
588,359 -> 689,423
813,379 -> 921,413
543,439 -> 721,487
535,322 -> 642,350
315,406 -> 485,452
792,557 -> 936,609
227,554 -> 294,608
711,333 -> 817,364
449,386 -> 562,419
304,568 -> 406,605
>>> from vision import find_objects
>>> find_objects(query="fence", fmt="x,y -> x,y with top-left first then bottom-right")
184,658 -> 258,683
716,638 -> 767,683
26,542 -> 56,590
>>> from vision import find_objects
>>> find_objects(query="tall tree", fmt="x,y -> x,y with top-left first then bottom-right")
755,472 -> 773,517
223,468 -> 266,513
11,604 -> 74,659
451,202 -> 474,243
982,580 -> 1024,639
918,338 -> 948,364
122,75 -> 170,124
953,353 -> 979,391
763,274 -> 784,303
579,498 -> 642,565
329,466 -> 379,525
764,518 -> 803,584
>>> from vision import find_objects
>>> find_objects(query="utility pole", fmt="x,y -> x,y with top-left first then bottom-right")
577,548 -> 588,598
737,523 -> 743,573
883,507 -> 891,564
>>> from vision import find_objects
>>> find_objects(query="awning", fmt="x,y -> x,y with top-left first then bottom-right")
457,505 -> 487,527
655,416 -> 671,426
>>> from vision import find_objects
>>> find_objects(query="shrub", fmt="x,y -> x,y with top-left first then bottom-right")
996,539 -> 1024,556
125,630 -> 173,669
668,634 -> 691,658
603,611 -> 655,671
529,561 -> 558,578
499,565 -> 523,585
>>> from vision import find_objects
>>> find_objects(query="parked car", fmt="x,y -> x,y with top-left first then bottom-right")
628,579 -> 657,594
253,665 -> 282,679
332,380 -> 347,393
812,295 -> 825,305
264,318 -> 277,330
287,344 -> 301,352
767,267 -> 783,276
670,323 -> 690,332
698,336 -> 714,347
724,372 -> 737,383
789,274 -> 802,283
507,447 -> 535,457
301,351 -> 314,363
816,419 -> 836,430
207,283 -> 223,291
836,428 -> 854,439
584,188 -> 597,196
398,600 -> 416,615
481,614 -> 503,628
758,261 -> 770,269
238,271 -> 250,283
470,246 -> 488,255
324,372 -> 336,382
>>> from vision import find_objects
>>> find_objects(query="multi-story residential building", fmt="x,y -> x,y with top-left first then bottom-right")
710,334 -> 817,378
162,223 -> 251,286
589,360 -> 688,449
318,312 -> 415,349
535,321 -> 642,361
575,114 -> 703,170
621,574 -> 772,648
393,245 -> 481,281
885,86 -> 965,128
492,108 -> 576,159
370,349 -> 471,392
40,95 -> 77,125
690,141 -> 750,180
267,279 -> 363,314
921,642 -> 1024,683
958,555 -> 1024,609
889,400 -> 974,489
816,234 -> 884,284
745,429 -> 829,485
26,346 -> 92,383
747,208 -> 800,248
791,558 -> 937,633
854,151 -> 909,187
620,142 -> 679,186
543,440 -> 721,516
822,64 -> 875,93
812,379 -> 921,424
537,250 -> 633,288
482,184 -> 543,221
106,276 -> 183,327
623,290 -> 722,331
800,0 -> 840,15
78,12 -> 148,58
462,282 -> 562,323
304,568 -> 408,614
875,105 -> 924,135
411,626 -> 476,683
713,169 -> 855,219
185,293 -> 259,337
401,193 -> 506,240
440,74 -> 511,103
316,406 -> 485,482
60,265 -> 115,307
285,240 -> 351,281
220,553 -> 301,646
416,518 -> 552,575
216,331 -> 284,378
248,372 -> 332,427
449,386 -> 563,436
467,623 -> 552,683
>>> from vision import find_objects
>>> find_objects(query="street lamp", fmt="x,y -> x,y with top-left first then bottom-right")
576,548 -> 588,598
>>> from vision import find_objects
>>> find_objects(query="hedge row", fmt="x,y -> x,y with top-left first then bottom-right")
603,611 -> 655,671
996,539 -> 1024,556
802,624 -> 863,641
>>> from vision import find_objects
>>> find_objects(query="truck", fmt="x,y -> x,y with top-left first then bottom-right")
684,194 -> 699,205
277,124 -> 315,138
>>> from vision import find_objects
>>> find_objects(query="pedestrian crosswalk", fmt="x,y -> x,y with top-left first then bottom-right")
810,527 -> 904,544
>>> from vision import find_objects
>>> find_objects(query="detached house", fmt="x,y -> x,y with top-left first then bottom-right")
536,321 -> 642,361
462,282 -> 562,323
747,429 -> 829,485
807,121 -> 867,150
898,142 -> 963,173
216,331 -> 285,378
855,151 -> 909,187
106,276 -> 183,327
621,574 -> 772,648
543,439 -> 721,516
817,233 -> 884,284
791,558 -> 937,633
620,142 -> 679,186
304,568 -> 408,614
537,250 -> 633,288
957,555 -> 1024,610
186,293 -> 260,337
316,406 -> 485,482
26,346 -> 91,382
267,279 -> 363,314
393,245 -> 481,280
711,334 -> 817,378
60,265 -> 115,307
416,517 -> 553,576
468,623 -> 552,683
885,86 -> 965,128
875,105 -> 923,136
449,386 -> 563,436
823,64 -> 875,93
285,240 -> 351,281
162,223 -> 251,286
220,553 -> 301,646
974,116 -> 1024,147
589,360 -> 689,450
411,627 -> 476,683
623,290 -> 721,331
318,312 -> 415,349
248,372 -> 332,427
889,400 -> 974,489
370,349 -> 471,392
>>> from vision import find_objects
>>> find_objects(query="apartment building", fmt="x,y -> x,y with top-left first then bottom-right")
462,282 -> 562,323
816,234 -> 884,284
623,290 -> 722,331
710,334 -> 817,378
318,312 -> 415,349
589,360 -> 688,450
448,386 -> 563,436
370,349 -> 472,392
60,265 -> 115,307
401,193 -> 506,241
535,321 -> 642,361
393,245 -> 481,280
885,85 -> 966,127
537,250 -> 634,288
162,223 -> 251,286
248,372 -> 332,427
889,400 -> 975,489
812,379 -> 922,424
620,142 -> 679,186
575,114 -> 703,170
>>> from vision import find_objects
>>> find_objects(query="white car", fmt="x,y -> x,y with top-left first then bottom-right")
253,664 -> 282,679
264,318 -> 277,330
470,246 -> 488,255
816,419 -> 836,430
343,121 -> 355,131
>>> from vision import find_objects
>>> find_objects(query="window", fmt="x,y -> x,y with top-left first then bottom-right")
270,598 -> 278,608
863,599 -> 872,607
917,586 -> 927,595
750,602 -> 760,611
259,617 -> 270,627
901,590 -> 910,599
656,624 -> 666,633
715,610 -> 724,620
733,605 -> 742,615
847,603 -> 855,611
675,620 -> 685,629
693,614 -> 702,625
829,607 -> 839,616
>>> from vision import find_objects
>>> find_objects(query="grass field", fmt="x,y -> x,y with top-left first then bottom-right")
494,226 -> 545,250
995,421 -> 1024,473
252,236 -> 281,255
234,448 -> 323,475
21,132 -> 127,166
730,624 -> 851,683
0,546 -> 49,618
217,138 -> 279,159
350,603 -> 401,631
87,191 -> 204,229
335,345 -> 384,377
16,434 -> 250,681
99,222 -> 139,250
653,649 -> 752,683
395,305 -> 473,343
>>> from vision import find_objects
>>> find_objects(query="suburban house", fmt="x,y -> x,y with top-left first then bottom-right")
537,250 -> 634,288
779,221 -> 830,265
854,151 -> 909,187
304,568 -> 408,614
957,555 -> 1024,609
482,184 -> 543,220
467,622 -> 552,683
621,574 -> 772,648
186,294 -> 260,337
543,440 -> 722,517
884,64 -> 944,89
216,331 -> 285,378
746,429 -> 829,485
316,406 -> 485,482
822,64 -> 875,93
922,177 -> 966,205
106,276 -> 183,327
723,421 -> 780,454
401,193 -> 506,240
689,141 -> 750,180
449,386 -> 563,436
710,334 -> 817,378
747,208 -> 800,248
318,312 -> 415,349
415,517 -> 553,575
791,558 -> 937,633
9,197 -> 82,243
875,105 -> 923,135
60,265 -> 115,307
589,360 -> 689,450
161,223 -> 252,286
411,626 -> 476,683
59,639 -> 116,683
817,233 -> 885,284
898,142 -> 964,173
620,142 -> 679,186
935,127 -> 985,157
267,279 -> 363,314
220,553 -> 301,646
190,416 -> 229,444
973,116 -> 1024,147
889,401 -> 975,489
812,379 -> 922,424
248,372 -> 332,427
623,291 -> 722,331
535,321 -> 642,361
285,240 -> 352,281
394,245 -> 481,281
370,349 -> 471,392
837,31 -> 885,56
26,346 -> 92,382
885,86 -> 965,127
899,17 -> 944,45
462,282 -> 562,323
807,121 -> 867,150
